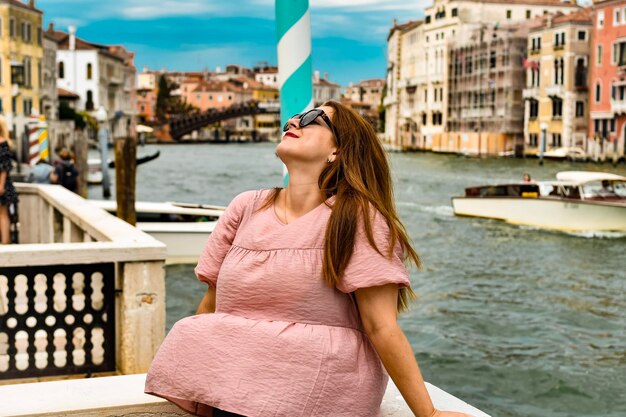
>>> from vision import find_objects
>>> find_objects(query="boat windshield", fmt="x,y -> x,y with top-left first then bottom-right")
538,183 -> 582,199
581,180 -> 626,200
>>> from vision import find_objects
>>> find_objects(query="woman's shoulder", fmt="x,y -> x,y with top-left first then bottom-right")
226,188 -> 276,214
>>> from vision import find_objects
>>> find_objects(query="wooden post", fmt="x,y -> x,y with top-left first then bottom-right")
73,129 -> 89,198
115,124 -> 137,226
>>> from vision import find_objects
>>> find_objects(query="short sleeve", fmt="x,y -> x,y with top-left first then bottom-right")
336,209 -> 411,293
194,190 -> 255,286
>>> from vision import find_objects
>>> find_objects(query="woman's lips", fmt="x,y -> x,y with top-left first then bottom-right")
284,132 -> 299,138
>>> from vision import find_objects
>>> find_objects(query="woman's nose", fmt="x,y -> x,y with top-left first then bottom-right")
288,116 -> 300,129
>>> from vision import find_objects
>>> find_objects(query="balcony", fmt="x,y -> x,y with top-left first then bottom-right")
529,47 -> 541,56
383,96 -> 397,106
546,84 -> 564,98
522,87 -> 539,99
611,99 -> 626,115
553,43 -> 565,51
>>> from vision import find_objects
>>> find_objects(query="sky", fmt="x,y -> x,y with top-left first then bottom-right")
38,0 -> 432,88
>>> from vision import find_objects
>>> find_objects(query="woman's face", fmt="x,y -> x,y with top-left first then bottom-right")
275,105 -> 338,169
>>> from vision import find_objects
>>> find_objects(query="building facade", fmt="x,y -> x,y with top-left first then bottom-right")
0,0 -> 44,139
51,25 -> 136,139
385,0 -> 580,150
447,23 -> 529,155
589,0 -> 626,160
524,9 -> 592,156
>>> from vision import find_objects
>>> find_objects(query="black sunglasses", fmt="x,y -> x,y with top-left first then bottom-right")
282,109 -> 340,146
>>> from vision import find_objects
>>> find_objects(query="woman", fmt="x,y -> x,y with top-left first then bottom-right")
146,101 -> 472,417
0,117 -> 18,245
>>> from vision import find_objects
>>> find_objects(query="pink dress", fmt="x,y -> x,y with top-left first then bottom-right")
145,189 -> 410,417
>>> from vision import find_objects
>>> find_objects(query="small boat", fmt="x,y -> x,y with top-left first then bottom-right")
451,171 -> 626,233
89,200 -> 225,263
87,150 -> 161,184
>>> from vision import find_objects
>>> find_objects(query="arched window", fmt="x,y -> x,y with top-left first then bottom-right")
86,90 -> 94,110
87,63 -> 92,80
58,61 -> 64,79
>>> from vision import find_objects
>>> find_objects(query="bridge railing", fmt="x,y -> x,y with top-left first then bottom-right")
0,184 -> 167,383
169,100 -> 280,140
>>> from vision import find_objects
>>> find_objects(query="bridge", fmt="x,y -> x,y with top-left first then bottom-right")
168,101 -> 280,141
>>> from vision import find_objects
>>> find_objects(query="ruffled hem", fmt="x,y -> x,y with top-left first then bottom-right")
145,312 -> 386,417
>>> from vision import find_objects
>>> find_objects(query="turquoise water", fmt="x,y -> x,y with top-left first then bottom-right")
91,143 -> 626,417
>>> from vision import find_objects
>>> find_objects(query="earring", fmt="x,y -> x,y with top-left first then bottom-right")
327,158 -> 333,163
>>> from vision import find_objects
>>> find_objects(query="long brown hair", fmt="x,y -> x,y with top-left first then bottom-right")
265,101 -> 420,312
0,116 -> 14,149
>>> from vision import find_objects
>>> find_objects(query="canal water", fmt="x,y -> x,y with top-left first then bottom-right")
89,143 -> 626,417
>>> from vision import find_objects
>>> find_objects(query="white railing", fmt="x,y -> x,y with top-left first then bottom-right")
0,184 -> 167,380
522,87 -> 539,99
610,99 -> 626,115
545,84 -> 564,97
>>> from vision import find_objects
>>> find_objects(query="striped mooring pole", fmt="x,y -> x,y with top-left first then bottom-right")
276,0 -> 313,185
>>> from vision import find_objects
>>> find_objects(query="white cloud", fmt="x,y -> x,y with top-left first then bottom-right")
120,0 -> 217,19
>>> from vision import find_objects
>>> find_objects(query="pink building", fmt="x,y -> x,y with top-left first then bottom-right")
589,0 -> 626,159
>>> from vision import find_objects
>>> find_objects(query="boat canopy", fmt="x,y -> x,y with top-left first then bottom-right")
465,183 -> 540,198
556,171 -> 626,184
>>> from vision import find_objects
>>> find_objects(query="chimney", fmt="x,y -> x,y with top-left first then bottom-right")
393,18 -> 398,27
324,72 -> 328,80
68,25 -> 76,50
314,70 -> 320,82
47,22 -> 54,33
29,0 -> 35,8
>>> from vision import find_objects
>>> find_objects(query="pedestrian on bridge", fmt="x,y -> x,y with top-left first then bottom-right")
0,116 -> 18,244
146,101 -> 473,417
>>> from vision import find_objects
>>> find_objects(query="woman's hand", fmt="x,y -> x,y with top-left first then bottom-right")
431,410 -> 475,417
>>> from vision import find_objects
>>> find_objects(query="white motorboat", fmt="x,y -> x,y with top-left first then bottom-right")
89,200 -> 225,263
451,171 -> 626,233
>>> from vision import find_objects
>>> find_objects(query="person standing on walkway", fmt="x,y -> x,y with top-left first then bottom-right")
146,101 -> 473,417
53,148 -> 79,193
0,117 -> 18,244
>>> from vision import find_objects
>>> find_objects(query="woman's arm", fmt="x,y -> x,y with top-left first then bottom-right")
355,284 -> 472,417
195,286 -> 216,314
0,171 -> 6,196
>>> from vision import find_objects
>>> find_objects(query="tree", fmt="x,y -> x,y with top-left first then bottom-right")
156,74 -> 174,121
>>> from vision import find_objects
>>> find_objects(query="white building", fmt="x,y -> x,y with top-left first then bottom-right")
255,67 -> 278,88
49,25 -> 136,139
313,71 -> 340,106
386,0 -> 581,150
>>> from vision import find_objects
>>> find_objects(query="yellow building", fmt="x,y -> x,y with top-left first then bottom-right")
0,0 -> 44,137
524,9 -> 592,156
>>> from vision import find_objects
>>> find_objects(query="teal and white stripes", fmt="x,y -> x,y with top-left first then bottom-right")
276,0 -> 313,183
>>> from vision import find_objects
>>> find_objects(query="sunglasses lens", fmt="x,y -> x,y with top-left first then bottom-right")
300,110 -> 320,127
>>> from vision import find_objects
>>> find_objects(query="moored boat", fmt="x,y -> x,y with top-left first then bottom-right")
88,200 -> 225,263
451,171 -> 626,233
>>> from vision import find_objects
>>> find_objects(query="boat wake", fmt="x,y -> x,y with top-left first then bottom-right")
517,225 -> 626,239
397,201 -> 455,217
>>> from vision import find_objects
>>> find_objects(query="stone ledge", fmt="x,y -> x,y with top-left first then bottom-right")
0,373 -> 490,417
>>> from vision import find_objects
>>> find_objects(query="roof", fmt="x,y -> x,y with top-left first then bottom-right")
529,7 -> 592,30
387,19 -> 423,40
48,29 -> 133,63
192,80 -> 242,93
57,88 -> 79,99
451,0 -> 580,6
1,0 -> 43,13
315,78 -> 340,87
556,171 -> 626,183
356,79 -> 385,88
